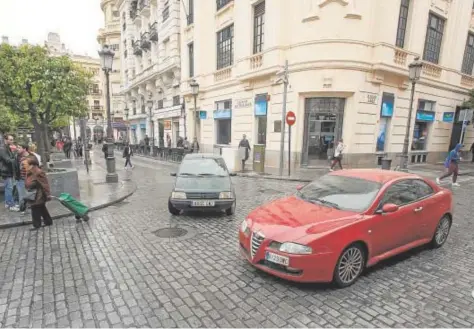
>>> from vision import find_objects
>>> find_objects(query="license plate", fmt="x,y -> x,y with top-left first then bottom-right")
191,200 -> 215,207
265,252 -> 289,266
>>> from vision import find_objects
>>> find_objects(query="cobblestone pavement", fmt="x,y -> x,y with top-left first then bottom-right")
1,154 -> 474,328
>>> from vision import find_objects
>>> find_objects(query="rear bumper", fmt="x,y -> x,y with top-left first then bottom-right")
170,199 -> 234,211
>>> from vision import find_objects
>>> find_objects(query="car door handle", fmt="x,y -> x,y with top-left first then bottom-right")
414,207 -> 423,213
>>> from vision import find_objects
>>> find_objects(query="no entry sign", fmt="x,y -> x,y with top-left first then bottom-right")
286,111 -> 296,126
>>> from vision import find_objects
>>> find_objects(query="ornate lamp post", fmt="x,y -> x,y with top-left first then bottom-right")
399,57 -> 423,172
124,108 -> 129,142
190,79 -> 199,139
98,45 -> 119,183
147,99 -> 155,155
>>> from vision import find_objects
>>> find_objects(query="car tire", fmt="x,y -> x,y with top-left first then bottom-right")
430,215 -> 451,249
333,243 -> 366,288
225,200 -> 236,216
168,200 -> 180,215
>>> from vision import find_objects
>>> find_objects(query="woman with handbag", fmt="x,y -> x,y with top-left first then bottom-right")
23,157 -> 53,229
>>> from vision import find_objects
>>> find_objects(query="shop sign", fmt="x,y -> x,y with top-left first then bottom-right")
416,110 -> 435,122
199,111 -> 207,120
442,112 -> 454,123
130,124 -> 137,130
234,99 -> 252,109
359,92 -> 378,105
380,93 -> 394,117
254,99 -> 267,116
140,123 -> 146,129
164,120 -> 172,130
213,109 -> 232,119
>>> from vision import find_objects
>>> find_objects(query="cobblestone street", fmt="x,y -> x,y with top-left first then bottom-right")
1,154 -> 474,328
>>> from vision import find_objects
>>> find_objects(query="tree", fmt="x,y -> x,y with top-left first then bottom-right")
0,104 -> 22,135
462,89 -> 474,109
0,43 -> 92,163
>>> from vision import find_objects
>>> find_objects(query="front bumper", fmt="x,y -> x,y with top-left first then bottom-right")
170,198 -> 235,211
238,231 -> 336,283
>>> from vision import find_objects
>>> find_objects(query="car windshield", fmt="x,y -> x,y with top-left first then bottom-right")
178,158 -> 229,177
298,175 -> 382,212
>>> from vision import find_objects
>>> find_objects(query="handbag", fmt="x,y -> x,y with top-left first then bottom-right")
24,189 -> 37,201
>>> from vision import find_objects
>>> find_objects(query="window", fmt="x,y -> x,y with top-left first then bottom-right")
188,42 -> 194,77
110,44 -> 119,51
299,176 -> 382,212
253,1 -> 265,54
216,0 -> 232,11
123,23 -> 126,31
462,33 -> 474,75
423,13 -> 445,64
157,100 -> 164,109
92,84 -> 100,94
379,180 -> 418,207
217,25 -> 234,70
179,158 -> 229,176
187,0 -> 194,25
173,96 -> 180,106
215,100 -> 232,145
412,180 -> 434,199
395,0 -> 410,48
93,100 -> 100,109
162,1 -> 169,22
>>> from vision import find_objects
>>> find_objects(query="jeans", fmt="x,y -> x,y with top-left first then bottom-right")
125,157 -> 132,167
3,177 -> 15,207
16,179 -> 26,207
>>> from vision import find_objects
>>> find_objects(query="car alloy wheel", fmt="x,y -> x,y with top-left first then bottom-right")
432,216 -> 451,248
334,244 -> 365,288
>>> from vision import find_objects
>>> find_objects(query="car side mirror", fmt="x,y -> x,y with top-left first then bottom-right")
229,172 -> 237,177
296,185 -> 304,191
170,173 -> 176,176
377,203 -> 399,214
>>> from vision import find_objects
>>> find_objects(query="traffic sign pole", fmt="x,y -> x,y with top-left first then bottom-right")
285,111 -> 296,177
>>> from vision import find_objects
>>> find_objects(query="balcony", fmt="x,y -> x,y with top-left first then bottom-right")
393,48 -> 408,66
138,0 -> 150,16
214,67 -> 232,82
89,89 -> 102,96
461,74 -> 474,88
90,106 -> 104,115
249,54 -> 263,70
422,62 -> 442,79
149,22 -> 158,42
140,32 -> 151,51
132,40 -> 142,56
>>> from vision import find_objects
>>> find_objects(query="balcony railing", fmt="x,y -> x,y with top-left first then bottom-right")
90,105 -> 104,111
140,32 -> 151,50
149,22 -> 158,42
132,40 -> 142,56
173,96 -> 180,106
89,89 -> 102,96
461,74 -> 474,88
249,54 -> 263,70
422,62 -> 442,79
393,48 -> 408,66
214,67 -> 232,82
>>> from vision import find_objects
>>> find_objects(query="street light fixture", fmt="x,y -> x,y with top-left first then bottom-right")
190,79 -> 199,139
399,56 -> 423,172
147,99 -> 155,155
98,44 -> 119,183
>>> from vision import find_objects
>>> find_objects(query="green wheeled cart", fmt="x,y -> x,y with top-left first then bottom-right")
54,193 -> 90,221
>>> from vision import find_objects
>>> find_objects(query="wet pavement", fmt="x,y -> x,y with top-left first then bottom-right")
0,151 -> 473,327
0,155 -> 136,229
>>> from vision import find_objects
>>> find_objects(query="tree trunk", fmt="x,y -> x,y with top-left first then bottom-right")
32,119 -> 45,164
41,122 -> 51,164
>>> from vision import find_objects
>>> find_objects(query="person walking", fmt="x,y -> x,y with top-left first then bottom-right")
191,137 -> 200,153
0,135 -> 16,210
238,134 -> 251,172
437,143 -> 462,187
63,137 -> 72,159
24,157 -> 52,229
123,142 -> 134,169
29,144 -> 42,167
330,139 -> 345,171
102,143 -> 108,160
470,142 -> 474,163
13,144 -> 32,213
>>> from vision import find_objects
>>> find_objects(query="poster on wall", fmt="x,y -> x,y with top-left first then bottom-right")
380,93 -> 394,117
164,120 -> 171,130
442,112 -> 454,123
376,119 -> 388,152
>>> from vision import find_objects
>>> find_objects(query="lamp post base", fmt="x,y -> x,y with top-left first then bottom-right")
105,139 -> 119,183
398,154 -> 409,172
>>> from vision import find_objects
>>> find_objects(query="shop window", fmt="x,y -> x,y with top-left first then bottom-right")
376,93 -> 394,152
254,94 -> 267,145
215,100 -> 232,145
412,122 -> 428,151
412,100 -> 435,151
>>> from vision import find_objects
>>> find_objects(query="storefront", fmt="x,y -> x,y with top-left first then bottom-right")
254,94 -> 268,145
301,97 -> 345,166
376,93 -> 395,153
214,100 -> 232,145
155,106 -> 183,147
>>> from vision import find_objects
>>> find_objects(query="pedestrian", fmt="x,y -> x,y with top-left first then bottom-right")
13,144 -> 32,213
144,135 -> 150,155
29,143 -> 42,167
24,157 -> 53,229
330,139 -> 345,171
191,137 -> 200,153
238,134 -> 251,172
123,142 -> 134,169
102,143 -> 108,159
470,142 -> 474,162
0,134 -> 16,210
437,143 -> 462,187
63,137 -> 72,159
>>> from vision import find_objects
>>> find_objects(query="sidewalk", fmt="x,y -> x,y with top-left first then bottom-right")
0,154 -> 137,229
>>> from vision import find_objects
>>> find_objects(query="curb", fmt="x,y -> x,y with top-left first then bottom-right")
0,180 -> 138,230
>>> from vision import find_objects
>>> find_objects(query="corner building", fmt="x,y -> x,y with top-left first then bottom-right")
181,0 -> 474,171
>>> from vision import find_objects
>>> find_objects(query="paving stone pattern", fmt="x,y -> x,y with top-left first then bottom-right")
0,153 -> 473,327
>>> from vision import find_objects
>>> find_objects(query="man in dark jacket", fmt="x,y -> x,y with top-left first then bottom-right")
122,142 -> 134,169
14,144 -> 32,213
0,135 -> 16,209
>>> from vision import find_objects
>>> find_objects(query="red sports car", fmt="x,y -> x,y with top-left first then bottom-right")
239,169 -> 453,288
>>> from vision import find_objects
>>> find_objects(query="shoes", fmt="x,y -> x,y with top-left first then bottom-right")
329,169 -> 334,172
436,178 -> 441,185
452,182 -> 460,187
10,205 -> 20,212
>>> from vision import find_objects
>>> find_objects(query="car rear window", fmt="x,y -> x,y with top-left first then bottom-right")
298,175 -> 382,212
179,158 -> 229,176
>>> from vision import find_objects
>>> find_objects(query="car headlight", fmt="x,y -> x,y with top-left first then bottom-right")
219,191 -> 233,199
240,219 -> 250,235
279,242 -> 312,255
171,192 -> 186,199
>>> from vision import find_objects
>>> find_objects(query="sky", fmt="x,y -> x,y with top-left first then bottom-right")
0,0 -> 103,57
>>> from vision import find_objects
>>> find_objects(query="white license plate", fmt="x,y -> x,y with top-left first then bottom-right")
265,252 -> 289,266
191,200 -> 215,207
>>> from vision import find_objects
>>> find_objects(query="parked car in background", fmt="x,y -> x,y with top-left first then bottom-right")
239,169 -> 453,288
169,154 -> 237,216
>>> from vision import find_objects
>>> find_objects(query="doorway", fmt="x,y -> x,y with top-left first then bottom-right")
302,98 -> 345,167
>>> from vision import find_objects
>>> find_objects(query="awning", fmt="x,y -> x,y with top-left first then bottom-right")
112,122 -> 127,130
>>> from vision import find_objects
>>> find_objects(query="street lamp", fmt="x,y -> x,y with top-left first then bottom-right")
190,79 -> 199,139
399,56 -> 423,172
147,99 -> 155,155
98,44 -> 119,183
124,108 -> 129,142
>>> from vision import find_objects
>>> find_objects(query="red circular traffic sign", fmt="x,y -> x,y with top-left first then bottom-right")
286,111 -> 296,126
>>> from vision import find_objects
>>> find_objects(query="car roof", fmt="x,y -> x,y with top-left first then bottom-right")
183,153 -> 223,160
331,169 -> 420,184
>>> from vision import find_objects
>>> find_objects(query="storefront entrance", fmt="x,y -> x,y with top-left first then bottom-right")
302,98 -> 345,167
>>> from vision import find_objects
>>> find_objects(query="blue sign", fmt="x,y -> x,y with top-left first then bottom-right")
213,109 -> 232,119
140,123 -> 146,129
254,99 -> 267,116
380,93 -> 394,117
199,111 -> 207,120
416,111 -> 435,122
130,124 -> 137,130
442,112 -> 454,123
